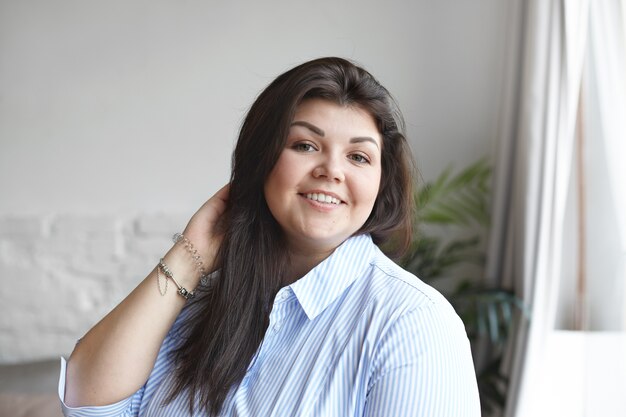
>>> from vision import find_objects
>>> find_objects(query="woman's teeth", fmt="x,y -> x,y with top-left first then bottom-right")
305,193 -> 341,205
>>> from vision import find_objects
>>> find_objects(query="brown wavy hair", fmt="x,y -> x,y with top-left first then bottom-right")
168,57 -> 416,415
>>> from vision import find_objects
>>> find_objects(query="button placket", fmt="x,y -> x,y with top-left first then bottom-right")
269,308 -> 284,335
269,290 -> 290,335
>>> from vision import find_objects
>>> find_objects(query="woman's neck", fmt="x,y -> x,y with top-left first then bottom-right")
283,243 -> 336,285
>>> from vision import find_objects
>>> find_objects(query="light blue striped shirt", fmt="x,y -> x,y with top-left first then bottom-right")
59,234 -> 480,416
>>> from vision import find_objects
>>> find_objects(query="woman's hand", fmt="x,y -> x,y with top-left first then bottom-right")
181,183 -> 230,273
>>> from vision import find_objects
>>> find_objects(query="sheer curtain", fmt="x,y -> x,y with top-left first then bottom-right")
486,0 -> 589,416
588,0 -> 626,327
490,0 -> 626,416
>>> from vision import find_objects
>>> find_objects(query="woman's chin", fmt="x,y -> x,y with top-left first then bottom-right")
287,231 -> 348,253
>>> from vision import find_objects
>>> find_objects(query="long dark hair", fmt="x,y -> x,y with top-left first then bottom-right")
168,57 -> 415,415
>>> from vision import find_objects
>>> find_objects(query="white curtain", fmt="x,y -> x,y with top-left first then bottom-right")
486,0 -> 589,416
587,0 -> 626,327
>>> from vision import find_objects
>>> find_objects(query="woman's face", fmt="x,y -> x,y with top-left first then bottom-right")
264,98 -> 382,254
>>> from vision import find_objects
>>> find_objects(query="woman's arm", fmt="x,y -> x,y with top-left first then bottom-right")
63,185 -> 229,408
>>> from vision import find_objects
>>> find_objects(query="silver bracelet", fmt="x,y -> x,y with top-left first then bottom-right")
158,258 -> 195,300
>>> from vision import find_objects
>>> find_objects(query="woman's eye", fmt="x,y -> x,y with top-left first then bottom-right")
292,143 -> 316,152
349,153 -> 370,164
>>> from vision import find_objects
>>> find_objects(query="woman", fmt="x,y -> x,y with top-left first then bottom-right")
60,57 -> 480,416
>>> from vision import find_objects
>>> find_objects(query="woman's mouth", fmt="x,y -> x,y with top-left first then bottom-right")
302,192 -> 342,205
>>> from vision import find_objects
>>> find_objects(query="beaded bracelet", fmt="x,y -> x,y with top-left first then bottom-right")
157,258 -> 195,300
172,232 -> 208,278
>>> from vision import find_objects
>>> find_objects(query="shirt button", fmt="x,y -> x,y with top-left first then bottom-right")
272,321 -> 282,334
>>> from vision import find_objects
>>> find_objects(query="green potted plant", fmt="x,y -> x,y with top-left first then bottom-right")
399,159 -> 525,415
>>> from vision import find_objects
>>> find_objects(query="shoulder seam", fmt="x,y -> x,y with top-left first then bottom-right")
369,261 -> 437,305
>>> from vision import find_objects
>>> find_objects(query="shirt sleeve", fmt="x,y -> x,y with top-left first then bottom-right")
58,312 -> 187,417
363,304 -> 481,417
58,356 -> 141,417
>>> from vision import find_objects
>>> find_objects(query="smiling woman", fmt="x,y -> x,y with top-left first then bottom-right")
264,99 -> 382,275
59,57 -> 480,417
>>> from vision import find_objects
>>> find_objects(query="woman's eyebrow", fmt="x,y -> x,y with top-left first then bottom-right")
350,137 -> 380,150
291,121 -> 325,136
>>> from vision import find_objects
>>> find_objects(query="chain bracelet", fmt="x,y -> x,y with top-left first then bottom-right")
158,258 -> 195,300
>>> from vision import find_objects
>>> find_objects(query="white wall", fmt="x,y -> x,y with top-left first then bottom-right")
0,0 -> 510,362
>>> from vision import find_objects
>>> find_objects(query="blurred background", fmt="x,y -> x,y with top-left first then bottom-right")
0,0 -> 624,416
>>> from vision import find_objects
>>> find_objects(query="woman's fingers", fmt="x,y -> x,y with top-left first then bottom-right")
182,184 -> 230,265
205,183 -> 230,223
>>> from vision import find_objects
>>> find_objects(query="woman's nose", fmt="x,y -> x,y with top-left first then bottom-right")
312,157 -> 345,182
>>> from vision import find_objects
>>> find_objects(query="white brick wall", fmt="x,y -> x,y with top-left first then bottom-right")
0,213 -> 188,364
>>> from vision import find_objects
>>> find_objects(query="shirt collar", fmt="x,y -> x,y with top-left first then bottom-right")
289,234 -> 376,320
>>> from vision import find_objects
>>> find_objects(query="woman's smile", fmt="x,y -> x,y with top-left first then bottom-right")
301,191 -> 343,205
